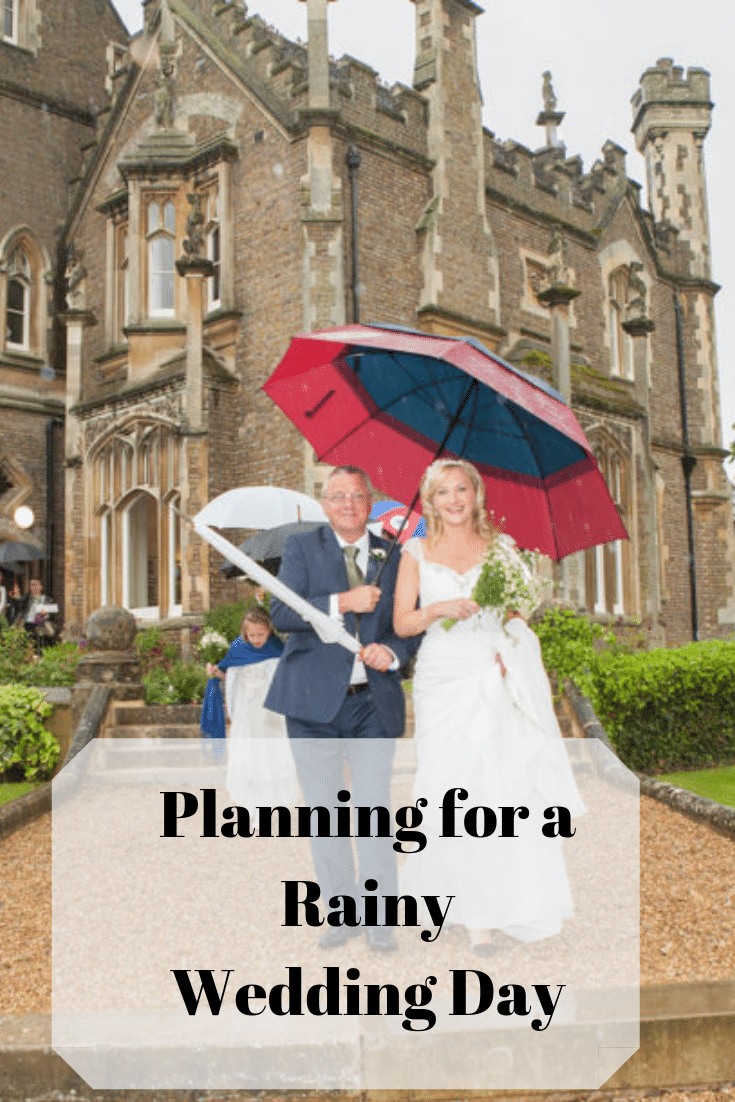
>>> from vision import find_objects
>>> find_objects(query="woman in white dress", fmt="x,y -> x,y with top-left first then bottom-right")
393,459 -> 583,954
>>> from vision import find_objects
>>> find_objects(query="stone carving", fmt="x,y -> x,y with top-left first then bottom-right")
542,71 -> 557,113
181,192 -> 207,261
624,262 -> 647,322
65,244 -> 87,310
154,56 -> 176,128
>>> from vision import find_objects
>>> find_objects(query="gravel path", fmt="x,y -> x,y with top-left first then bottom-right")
1,794 -> 733,1018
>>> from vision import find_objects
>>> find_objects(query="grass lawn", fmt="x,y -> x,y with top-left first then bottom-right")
656,764 -> 735,809
0,781 -> 42,806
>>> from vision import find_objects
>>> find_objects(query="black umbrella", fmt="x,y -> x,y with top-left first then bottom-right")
0,540 -> 44,565
220,521 -> 324,578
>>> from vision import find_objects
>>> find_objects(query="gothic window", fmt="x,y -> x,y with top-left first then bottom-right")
93,423 -> 181,619
585,445 -> 630,617
146,198 -> 176,317
608,268 -> 634,380
2,232 -> 47,359
6,247 -> 31,348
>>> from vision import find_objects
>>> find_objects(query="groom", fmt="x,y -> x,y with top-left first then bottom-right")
265,466 -> 419,951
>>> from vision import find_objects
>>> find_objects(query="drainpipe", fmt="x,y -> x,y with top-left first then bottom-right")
346,144 -> 361,323
45,417 -> 63,596
673,291 -> 698,641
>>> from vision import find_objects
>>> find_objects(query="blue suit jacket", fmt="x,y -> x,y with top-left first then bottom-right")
264,525 -> 419,736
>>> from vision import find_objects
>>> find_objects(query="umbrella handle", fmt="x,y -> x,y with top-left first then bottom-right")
373,484 -> 423,586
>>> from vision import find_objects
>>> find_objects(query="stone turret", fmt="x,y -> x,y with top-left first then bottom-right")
631,58 -> 713,280
411,0 -> 499,340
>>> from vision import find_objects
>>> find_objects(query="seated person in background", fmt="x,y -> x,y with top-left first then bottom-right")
201,607 -> 299,807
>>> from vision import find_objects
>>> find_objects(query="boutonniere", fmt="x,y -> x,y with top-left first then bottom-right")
369,547 -> 388,563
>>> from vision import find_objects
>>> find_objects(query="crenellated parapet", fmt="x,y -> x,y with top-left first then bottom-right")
484,129 -> 632,229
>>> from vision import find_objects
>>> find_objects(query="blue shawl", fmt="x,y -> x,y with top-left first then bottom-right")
200,634 -> 284,739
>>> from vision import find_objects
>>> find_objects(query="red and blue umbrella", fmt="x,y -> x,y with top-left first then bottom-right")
369,501 -> 426,542
264,324 -> 627,560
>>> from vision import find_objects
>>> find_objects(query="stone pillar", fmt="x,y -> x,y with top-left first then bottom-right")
297,0 -> 345,348
175,196 -> 214,615
176,195 -> 214,432
535,256 -> 580,608
535,285 -> 579,406
411,0 -> 499,332
60,249 -> 96,639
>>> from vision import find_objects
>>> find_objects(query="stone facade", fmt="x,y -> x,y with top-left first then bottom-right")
3,0 -> 733,646
0,0 -> 129,612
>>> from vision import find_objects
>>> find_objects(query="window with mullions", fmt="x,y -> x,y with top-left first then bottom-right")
6,247 -> 30,348
147,199 -> 176,317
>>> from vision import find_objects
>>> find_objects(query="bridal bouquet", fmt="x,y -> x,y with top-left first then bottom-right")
442,537 -> 546,629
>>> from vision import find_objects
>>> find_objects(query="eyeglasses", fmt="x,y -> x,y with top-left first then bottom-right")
323,493 -> 369,505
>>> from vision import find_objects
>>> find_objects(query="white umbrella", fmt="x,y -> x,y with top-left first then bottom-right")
194,486 -> 325,529
192,518 -> 361,656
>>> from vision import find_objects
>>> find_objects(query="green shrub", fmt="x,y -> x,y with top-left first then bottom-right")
588,640 -> 735,774
0,626 -> 83,688
0,684 -> 59,780
134,626 -> 178,677
24,641 -> 82,687
531,607 -> 612,698
0,626 -> 34,684
142,660 -> 208,706
200,597 -> 250,650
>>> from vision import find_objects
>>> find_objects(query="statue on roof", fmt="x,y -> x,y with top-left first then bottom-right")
542,71 -> 557,113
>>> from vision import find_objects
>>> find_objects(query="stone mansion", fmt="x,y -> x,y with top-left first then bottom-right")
1,0 -> 733,645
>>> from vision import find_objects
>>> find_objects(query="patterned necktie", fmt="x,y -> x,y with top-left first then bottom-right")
343,545 -> 364,640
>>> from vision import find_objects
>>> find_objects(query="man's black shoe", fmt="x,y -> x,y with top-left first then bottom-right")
366,927 -> 398,952
319,925 -> 362,950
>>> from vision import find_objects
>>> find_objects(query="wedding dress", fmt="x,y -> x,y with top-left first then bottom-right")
401,536 -> 584,943
225,659 -> 300,809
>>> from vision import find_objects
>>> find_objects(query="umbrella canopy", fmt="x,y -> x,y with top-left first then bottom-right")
0,540 -> 44,565
264,324 -> 627,560
369,500 -> 426,543
220,520 -> 324,578
194,486 -> 326,529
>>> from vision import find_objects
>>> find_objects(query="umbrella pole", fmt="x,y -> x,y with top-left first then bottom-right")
373,379 -> 479,585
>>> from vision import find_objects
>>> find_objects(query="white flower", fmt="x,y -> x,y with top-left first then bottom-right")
200,630 -> 228,648
370,548 -> 388,562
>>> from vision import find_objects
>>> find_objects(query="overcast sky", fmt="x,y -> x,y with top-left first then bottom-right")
113,0 -> 734,460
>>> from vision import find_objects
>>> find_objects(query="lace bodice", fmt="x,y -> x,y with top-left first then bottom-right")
403,536 -> 483,610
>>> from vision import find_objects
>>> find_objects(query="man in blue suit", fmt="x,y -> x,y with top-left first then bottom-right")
265,466 -> 420,951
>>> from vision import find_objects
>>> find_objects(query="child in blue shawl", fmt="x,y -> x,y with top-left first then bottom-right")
200,607 -> 284,739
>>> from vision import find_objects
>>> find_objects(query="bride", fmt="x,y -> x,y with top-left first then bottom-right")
393,458 -> 583,954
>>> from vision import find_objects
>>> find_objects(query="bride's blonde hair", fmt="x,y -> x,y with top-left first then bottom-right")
420,458 -> 499,546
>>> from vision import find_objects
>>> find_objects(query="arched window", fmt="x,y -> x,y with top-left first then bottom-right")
585,442 -> 630,618
123,492 -> 159,614
93,423 -> 180,619
6,246 -> 31,349
147,199 -> 176,317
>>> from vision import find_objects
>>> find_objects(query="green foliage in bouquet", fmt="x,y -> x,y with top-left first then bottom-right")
442,542 -> 543,629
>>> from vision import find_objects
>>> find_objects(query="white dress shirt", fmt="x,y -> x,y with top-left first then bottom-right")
329,530 -> 398,684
